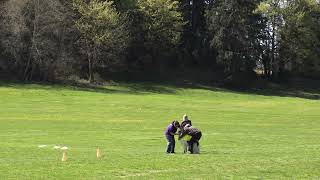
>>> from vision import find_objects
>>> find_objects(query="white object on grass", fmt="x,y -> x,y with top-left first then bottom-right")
53,145 -> 61,149
38,145 -> 47,148
61,146 -> 68,150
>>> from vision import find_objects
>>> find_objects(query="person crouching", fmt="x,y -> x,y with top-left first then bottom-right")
178,124 -> 202,154
164,120 -> 180,154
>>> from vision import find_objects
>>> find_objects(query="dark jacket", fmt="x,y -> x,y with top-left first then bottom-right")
181,119 -> 192,128
179,127 -> 200,139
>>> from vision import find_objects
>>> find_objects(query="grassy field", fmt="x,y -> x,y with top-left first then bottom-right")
0,82 -> 320,179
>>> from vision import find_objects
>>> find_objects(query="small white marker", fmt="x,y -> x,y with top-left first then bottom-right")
38,145 -> 47,148
53,145 -> 61,149
61,146 -> 68,150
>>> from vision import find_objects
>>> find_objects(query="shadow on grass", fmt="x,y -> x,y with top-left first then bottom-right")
0,80 -> 177,95
240,87 -> 320,100
187,83 -> 320,100
155,79 -> 320,100
0,79 -> 319,100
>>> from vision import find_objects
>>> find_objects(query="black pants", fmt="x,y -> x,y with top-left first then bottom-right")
188,132 -> 202,153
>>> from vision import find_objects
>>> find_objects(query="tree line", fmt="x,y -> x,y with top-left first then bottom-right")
0,0 -> 319,82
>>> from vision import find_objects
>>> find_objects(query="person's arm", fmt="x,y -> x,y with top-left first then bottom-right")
178,130 -> 187,140
177,129 -> 182,135
167,125 -> 177,136
171,128 -> 180,136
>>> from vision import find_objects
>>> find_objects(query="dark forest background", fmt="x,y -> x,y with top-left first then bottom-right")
0,0 -> 319,86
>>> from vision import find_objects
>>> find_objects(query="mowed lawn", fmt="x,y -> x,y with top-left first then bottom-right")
0,82 -> 319,179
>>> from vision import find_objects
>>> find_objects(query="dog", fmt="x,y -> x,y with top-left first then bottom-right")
180,138 -> 200,154
179,132 -> 192,153
180,139 -> 188,153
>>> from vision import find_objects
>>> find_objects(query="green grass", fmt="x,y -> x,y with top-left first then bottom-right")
0,82 -> 320,179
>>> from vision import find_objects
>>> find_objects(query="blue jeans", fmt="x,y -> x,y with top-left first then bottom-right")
165,135 -> 175,153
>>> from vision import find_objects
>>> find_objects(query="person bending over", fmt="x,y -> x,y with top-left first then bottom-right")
164,120 -> 180,154
179,124 -> 202,154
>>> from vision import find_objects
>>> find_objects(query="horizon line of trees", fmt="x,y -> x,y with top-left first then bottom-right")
0,0 -> 319,82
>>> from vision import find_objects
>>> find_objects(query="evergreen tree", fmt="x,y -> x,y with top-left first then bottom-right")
206,0 -> 262,75
180,0 -> 213,66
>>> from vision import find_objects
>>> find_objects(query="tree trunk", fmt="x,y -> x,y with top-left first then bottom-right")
271,16 -> 279,79
86,39 -> 94,83
24,56 -> 31,81
88,54 -> 93,83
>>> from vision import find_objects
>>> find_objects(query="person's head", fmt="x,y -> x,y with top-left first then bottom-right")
182,114 -> 189,121
184,124 -> 191,131
172,120 -> 180,128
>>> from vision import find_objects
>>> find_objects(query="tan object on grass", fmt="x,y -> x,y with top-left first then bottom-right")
96,148 -> 102,159
61,151 -> 67,162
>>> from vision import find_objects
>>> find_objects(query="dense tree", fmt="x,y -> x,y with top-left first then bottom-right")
179,0 -> 214,66
256,0 -> 285,78
1,0 -> 71,81
1,0 -> 320,82
113,0 -> 136,11
206,0 -> 262,76
126,0 -> 184,70
280,0 -> 320,78
72,0 -> 129,82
